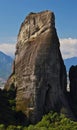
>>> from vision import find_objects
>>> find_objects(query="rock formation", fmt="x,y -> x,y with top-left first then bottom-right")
69,65 -> 77,97
5,10 -> 76,123
69,65 -> 77,117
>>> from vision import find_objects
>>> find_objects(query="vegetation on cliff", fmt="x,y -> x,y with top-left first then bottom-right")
0,86 -> 28,126
0,86 -> 77,130
0,112 -> 77,130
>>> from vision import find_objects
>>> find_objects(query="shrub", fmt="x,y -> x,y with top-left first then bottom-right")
23,126 -> 28,130
16,125 -> 23,130
1,112 -> 77,130
0,124 -> 5,130
6,125 -> 17,130
27,125 -> 34,130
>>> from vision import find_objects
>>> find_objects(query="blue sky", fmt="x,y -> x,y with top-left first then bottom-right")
0,0 -> 77,58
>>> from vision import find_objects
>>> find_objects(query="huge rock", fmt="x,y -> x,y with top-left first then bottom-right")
69,65 -> 77,97
69,65 -> 77,117
5,11 -> 75,123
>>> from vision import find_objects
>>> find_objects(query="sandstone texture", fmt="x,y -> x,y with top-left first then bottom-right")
5,11 -> 76,123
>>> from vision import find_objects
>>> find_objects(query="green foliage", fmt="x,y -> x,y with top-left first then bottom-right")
0,86 -> 28,126
0,124 -> 5,130
16,125 -> 23,130
6,125 -> 23,130
1,89 -> 77,130
6,125 -> 17,130
26,112 -> 77,130
23,127 -> 28,130
0,89 -> 15,125
1,112 -> 77,129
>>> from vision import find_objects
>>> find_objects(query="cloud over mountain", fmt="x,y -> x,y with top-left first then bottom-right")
0,38 -> 77,59
0,43 -> 16,57
60,38 -> 77,59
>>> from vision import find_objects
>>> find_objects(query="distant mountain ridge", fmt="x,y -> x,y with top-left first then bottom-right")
0,51 -> 13,79
64,57 -> 77,72
0,51 -> 76,79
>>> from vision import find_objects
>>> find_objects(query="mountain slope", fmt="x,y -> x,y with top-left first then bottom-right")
64,57 -> 77,72
0,51 -> 13,79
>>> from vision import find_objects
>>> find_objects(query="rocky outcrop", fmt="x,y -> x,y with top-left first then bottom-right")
69,65 -> 77,98
69,65 -> 77,117
5,10 -> 75,123
15,10 -> 68,123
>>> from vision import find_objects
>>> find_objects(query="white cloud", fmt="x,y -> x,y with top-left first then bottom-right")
0,38 -> 77,59
0,36 -> 17,44
60,38 -> 77,59
0,43 -> 16,57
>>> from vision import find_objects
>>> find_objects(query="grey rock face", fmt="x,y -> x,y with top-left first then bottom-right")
69,65 -> 77,97
69,65 -> 77,117
15,11 -> 68,123
6,11 -> 75,123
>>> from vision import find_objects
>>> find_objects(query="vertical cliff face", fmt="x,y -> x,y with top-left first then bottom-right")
14,11 -> 68,123
69,65 -> 77,117
69,65 -> 77,97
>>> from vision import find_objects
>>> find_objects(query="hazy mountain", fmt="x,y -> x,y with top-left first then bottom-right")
0,50 -> 77,78
0,51 -> 13,79
64,57 -> 77,72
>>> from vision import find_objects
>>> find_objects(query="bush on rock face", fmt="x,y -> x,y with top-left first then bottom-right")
27,112 -> 77,130
6,125 -> 23,130
6,125 -> 16,130
1,112 -> 77,130
0,124 -> 5,130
